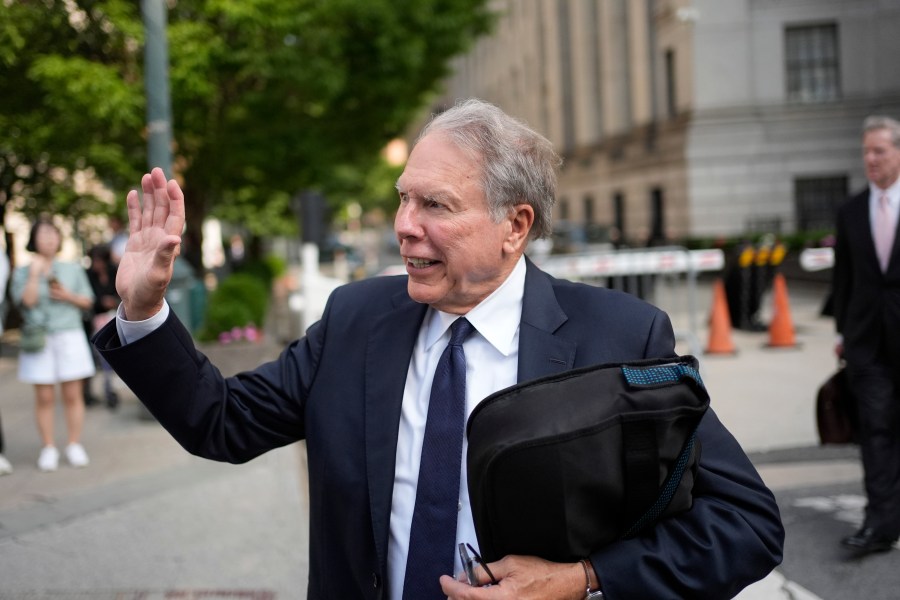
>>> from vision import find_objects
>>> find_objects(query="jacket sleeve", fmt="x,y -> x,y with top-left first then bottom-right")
94,296 -> 333,464
586,304 -> 784,599
588,407 -> 784,599
832,202 -> 852,335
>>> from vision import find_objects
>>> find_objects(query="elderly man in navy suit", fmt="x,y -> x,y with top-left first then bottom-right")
95,99 -> 783,599
834,116 -> 900,555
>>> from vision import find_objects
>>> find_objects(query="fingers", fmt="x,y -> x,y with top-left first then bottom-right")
150,168 -> 172,229
141,172 -> 155,230
153,234 -> 183,270
126,189 -> 142,234
134,167 -> 184,236
165,177 -> 186,236
440,574 -> 477,598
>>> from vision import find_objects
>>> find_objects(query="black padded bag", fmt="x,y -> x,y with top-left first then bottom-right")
466,355 -> 709,563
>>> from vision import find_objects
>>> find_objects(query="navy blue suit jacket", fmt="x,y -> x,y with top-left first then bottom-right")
95,258 -> 783,599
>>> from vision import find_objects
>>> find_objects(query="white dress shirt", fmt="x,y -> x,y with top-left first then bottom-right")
388,256 -> 525,600
870,182 -> 900,259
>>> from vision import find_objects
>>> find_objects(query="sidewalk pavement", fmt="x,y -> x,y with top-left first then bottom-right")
0,276 -> 853,599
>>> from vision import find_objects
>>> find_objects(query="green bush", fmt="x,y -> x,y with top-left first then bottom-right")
235,254 -> 287,287
198,273 -> 270,341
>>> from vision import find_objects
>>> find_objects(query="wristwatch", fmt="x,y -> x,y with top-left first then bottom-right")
580,559 -> 604,599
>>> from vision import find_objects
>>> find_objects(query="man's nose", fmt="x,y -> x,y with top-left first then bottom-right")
395,203 -> 423,239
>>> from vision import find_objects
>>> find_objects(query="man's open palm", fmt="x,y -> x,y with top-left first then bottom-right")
117,168 -> 186,321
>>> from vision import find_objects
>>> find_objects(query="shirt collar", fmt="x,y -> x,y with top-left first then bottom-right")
869,180 -> 900,208
423,255 -> 526,356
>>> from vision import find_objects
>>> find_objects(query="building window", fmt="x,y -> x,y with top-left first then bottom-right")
613,192 -> 625,243
665,49 -> 677,118
794,176 -> 847,230
559,197 -> 570,222
583,195 -> 595,224
649,187 -> 665,245
785,24 -> 840,103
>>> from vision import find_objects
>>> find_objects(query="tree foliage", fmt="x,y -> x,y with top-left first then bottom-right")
0,0 -> 145,230
1,0 -> 493,265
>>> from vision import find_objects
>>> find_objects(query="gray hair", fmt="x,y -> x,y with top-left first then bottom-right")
417,98 -> 561,240
863,115 -> 900,148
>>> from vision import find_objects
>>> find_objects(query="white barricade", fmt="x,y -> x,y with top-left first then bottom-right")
799,247 -> 834,272
534,248 -> 724,279
532,247 -> 725,358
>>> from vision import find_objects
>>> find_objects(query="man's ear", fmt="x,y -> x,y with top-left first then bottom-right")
502,204 -> 535,254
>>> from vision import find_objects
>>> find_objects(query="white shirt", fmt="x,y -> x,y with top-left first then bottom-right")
388,256 -> 525,600
869,181 -> 900,252
116,255 -> 527,599
115,301 -> 170,344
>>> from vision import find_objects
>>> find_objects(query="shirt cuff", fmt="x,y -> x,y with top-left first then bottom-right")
115,301 -> 170,345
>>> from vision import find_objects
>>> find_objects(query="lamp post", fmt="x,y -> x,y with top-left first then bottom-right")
142,0 -> 173,177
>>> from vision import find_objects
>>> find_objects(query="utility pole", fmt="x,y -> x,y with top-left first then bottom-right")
142,0 -> 173,177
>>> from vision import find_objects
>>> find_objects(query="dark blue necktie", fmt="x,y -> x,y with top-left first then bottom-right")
402,317 -> 475,600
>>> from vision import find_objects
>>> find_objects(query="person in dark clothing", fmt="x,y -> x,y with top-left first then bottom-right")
84,244 -> 120,409
834,115 -> 900,555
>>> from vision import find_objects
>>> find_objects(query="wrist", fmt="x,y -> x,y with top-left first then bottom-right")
579,559 -> 603,599
122,300 -> 164,322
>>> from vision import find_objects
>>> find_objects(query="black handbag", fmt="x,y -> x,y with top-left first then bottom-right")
466,355 -> 709,563
816,365 -> 858,445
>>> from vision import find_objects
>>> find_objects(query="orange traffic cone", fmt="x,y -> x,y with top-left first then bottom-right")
766,273 -> 798,348
705,278 -> 737,355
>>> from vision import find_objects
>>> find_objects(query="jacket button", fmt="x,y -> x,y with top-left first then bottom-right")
372,572 -> 381,588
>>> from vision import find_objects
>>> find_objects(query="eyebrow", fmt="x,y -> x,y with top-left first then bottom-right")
394,182 -> 454,204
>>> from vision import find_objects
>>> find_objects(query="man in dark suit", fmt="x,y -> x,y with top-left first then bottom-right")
834,115 -> 900,555
95,99 -> 783,599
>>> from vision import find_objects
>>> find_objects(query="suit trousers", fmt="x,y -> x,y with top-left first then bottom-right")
847,355 -> 900,537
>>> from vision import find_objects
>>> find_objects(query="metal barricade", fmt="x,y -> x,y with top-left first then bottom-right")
531,246 -> 725,358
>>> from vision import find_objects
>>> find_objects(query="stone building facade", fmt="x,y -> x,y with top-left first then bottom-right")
433,0 -> 900,247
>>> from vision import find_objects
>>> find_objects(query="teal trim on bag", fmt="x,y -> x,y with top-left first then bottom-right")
621,363 -> 705,389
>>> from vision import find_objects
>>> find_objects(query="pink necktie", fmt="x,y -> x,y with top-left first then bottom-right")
875,194 -> 895,272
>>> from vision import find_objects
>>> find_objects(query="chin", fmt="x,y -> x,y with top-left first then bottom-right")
406,281 -> 439,306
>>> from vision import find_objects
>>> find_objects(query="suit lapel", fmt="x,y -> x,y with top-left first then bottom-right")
849,192 -> 883,270
517,258 -> 576,382
888,202 -> 900,273
365,289 -> 427,574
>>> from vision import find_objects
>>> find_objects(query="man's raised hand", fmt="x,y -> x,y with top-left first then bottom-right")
116,167 -> 186,321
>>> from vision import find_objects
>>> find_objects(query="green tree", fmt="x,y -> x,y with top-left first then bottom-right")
0,0 -> 144,232
1,0 -> 494,268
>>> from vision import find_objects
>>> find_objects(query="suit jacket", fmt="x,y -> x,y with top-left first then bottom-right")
834,189 -> 900,366
95,258 -> 783,600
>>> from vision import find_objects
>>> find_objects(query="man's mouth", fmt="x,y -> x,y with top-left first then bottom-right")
408,257 -> 438,269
